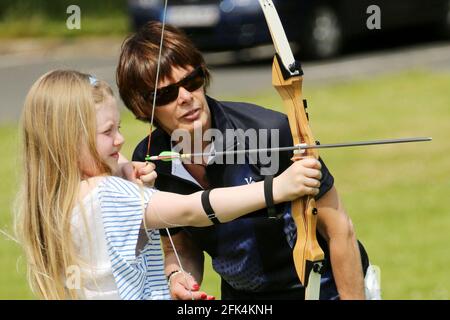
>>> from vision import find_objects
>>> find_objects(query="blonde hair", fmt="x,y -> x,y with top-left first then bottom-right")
15,70 -> 114,299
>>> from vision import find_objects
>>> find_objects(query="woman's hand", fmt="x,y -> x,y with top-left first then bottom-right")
273,158 -> 322,203
168,271 -> 214,300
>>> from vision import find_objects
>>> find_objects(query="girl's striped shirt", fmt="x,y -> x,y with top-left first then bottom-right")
71,176 -> 170,300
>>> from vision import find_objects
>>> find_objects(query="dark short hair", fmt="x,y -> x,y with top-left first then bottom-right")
116,21 -> 210,122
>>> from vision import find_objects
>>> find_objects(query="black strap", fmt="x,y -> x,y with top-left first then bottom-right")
201,190 -> 220,224
166,270 -> 181,281
264,175 -> 277,218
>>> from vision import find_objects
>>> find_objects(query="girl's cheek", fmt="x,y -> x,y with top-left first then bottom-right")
96,135 -> 110,154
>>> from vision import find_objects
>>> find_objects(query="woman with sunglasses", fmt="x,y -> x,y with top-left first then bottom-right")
117,21 -> 369,300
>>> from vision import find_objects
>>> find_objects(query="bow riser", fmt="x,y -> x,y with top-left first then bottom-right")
272,54 -> 324,293
272,57 -> 317,157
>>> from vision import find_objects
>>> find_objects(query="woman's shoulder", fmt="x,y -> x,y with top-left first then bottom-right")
218,100 -> 289,130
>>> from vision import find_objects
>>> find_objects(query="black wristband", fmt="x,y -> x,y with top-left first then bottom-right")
166,270 -> 181,281
264,175 -> 277,218
201,189 -> 220,224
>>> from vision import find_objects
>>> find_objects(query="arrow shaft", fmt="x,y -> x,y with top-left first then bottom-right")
303,137 -> 432,150
148,137 -> 432,161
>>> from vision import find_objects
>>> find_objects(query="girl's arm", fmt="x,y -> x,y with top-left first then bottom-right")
145,158 -> 322,229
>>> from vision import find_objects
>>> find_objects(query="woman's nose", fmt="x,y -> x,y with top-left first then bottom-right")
177,86 -> 194,104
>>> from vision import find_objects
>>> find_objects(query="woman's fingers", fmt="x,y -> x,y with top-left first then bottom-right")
169,271 -> 213,300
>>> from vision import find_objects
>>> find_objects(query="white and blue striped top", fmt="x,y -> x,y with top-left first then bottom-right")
71,176 -> 170,300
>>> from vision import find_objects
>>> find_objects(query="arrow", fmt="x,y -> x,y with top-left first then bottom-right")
145,137 -> 432,162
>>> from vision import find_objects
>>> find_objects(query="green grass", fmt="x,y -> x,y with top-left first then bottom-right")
0,124 -> 33,299
229,70 -> 450,300
0,70 -> 449,299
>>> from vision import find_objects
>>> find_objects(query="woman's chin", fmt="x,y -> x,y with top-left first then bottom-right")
183,118 -> 207,136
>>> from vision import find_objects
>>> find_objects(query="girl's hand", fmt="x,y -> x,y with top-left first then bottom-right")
133,161 -> 158,187
273,158 -> 322,202
116,154 -> 157,187
115,153 -> 137,181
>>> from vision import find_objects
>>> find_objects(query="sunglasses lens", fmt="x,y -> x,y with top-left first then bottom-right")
154,87 -> 179,106
183,69 -> 205,92
150,67 -> 205,107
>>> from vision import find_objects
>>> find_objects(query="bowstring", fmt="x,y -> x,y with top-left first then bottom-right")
146,0 -> 194,300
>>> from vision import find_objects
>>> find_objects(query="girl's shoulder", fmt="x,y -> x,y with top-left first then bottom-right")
78,176 -> 105,202
98,176 -> 158,201
78,176 -> 140,196
78,175 -> 158,205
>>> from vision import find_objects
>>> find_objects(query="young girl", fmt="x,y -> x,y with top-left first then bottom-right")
15,70 -> 322,300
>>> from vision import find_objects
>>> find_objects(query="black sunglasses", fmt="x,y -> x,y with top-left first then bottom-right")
147,66 -> 205,107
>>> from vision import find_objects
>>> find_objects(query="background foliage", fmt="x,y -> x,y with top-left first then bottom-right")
0,0 -> 126,18
0,0 -> 129,37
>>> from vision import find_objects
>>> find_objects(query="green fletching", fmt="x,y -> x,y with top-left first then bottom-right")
145,151 -> 180,162
159,151 -> 180,161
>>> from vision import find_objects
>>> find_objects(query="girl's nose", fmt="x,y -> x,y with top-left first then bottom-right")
114,132 -> 125,146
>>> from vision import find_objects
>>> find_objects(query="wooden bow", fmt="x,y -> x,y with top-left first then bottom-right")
259,0 -> 324,300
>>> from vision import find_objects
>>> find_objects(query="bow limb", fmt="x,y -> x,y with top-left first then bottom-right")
259,0 -> 324,300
